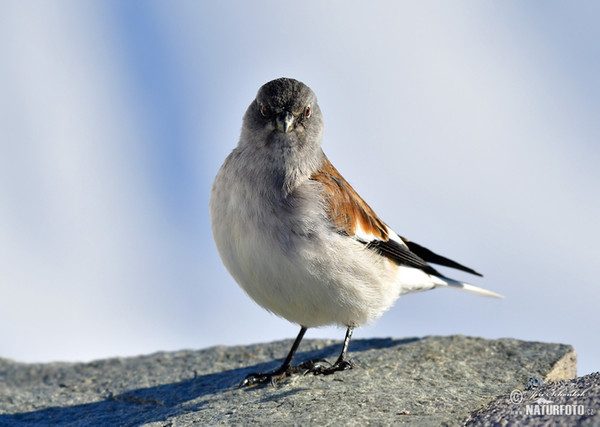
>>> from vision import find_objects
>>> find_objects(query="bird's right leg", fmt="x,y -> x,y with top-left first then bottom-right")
305,326 -> 355,375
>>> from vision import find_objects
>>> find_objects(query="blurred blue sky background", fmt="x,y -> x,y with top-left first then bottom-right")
1,1 -> 598,376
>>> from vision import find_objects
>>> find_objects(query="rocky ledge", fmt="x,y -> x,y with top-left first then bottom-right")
1,335 -> 596,426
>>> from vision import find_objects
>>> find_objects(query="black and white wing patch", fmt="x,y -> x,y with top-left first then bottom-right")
311,154 -> 482,277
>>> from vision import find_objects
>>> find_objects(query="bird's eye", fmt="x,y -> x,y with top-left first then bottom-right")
305,105 -> 311,118
259,103 -> 267,117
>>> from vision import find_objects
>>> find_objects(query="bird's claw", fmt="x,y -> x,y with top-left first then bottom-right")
307,359 -> 355,376
238,357 -> 355,387
294,358 -> 330,375
238,370 -> 289,388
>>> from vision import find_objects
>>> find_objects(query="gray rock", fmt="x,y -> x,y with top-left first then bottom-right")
0,335 -> 580,426
465,372 -> 599,426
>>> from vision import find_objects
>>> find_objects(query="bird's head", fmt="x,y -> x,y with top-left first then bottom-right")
241,78 -> 324,151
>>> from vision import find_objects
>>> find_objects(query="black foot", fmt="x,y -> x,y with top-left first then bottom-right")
238,358 -> 332,388
239,369 -> 289,388
304,358 -> 355,376
238,326 -> 356,386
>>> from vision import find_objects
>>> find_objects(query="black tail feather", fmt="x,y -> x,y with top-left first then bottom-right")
402,239 -> 483,277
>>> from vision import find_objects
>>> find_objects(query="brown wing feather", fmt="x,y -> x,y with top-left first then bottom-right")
309,154 -> 482,277
310,155 -> 389,241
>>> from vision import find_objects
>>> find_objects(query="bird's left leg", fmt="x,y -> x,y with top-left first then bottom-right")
305,326 -> 355,375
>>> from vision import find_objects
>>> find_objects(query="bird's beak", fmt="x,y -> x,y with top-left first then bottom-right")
275,111 -> 295,133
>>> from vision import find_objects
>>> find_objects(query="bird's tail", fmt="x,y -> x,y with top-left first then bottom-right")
440,276 -> 504,299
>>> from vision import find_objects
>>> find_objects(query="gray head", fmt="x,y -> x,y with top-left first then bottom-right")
236,78 -> 326,195
240,78 -> 324,153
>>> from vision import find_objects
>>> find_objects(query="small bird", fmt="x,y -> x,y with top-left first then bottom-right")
210,78 -> 502,387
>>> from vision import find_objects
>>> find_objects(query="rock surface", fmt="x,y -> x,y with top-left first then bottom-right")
0,335 -> 588,426
466,371 -> 599,426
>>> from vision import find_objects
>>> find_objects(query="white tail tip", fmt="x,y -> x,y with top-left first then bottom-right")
444,278 -> 504,299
